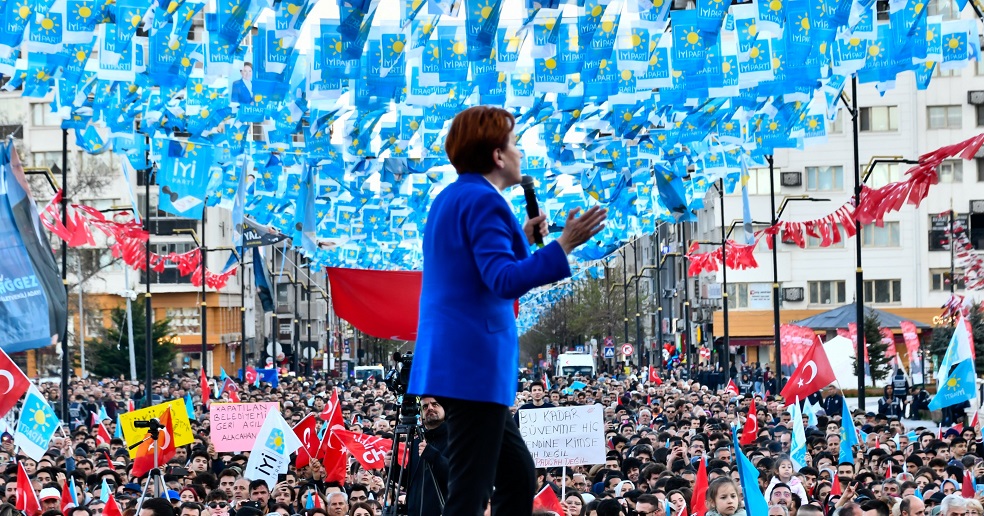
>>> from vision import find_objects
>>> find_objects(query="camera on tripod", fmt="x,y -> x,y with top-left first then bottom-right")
385,352 -> 413,396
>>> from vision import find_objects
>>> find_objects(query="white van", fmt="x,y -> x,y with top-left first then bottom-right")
555,353 -> 596,377
353,365 -> 385,384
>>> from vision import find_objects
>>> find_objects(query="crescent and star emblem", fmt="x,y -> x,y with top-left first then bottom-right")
798,361 -> 818,388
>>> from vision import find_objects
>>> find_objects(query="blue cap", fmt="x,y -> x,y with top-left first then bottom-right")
166,490 -> 181,500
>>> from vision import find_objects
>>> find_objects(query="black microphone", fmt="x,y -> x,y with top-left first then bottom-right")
520,175 -> 543,248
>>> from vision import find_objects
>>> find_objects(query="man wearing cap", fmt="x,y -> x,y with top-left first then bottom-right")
39,487 -> 60,512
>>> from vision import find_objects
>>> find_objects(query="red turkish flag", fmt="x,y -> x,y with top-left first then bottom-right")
96,422 -> 111,447
532,485 -> 565,515
648,366 -> 662,385
102,492 -> 123,516
245,366 -> 258,385
131,408 -> 176,477
318,389 -> 345,450
16,462 -> 40,516
0,349 -> 30,417
691,457 -> 708,516
60,479 -> 75,513
200,368 -> 210,407
292,414 -> 320,469
780,339 -> 836,406
740,398 -> 759,446
327,268 -> 519,341
333,429 -> 392,470
726,379 -> 740,397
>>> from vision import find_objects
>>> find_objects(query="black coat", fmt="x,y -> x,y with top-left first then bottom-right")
405,423 -> 449,516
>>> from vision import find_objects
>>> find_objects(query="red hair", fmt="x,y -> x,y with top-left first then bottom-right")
444,106 -> 515,175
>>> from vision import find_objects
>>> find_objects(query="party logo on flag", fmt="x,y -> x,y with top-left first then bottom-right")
14,388 -> 59,460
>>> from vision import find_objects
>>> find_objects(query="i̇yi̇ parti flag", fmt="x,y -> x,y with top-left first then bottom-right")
733,426 -> 769,516
14,386 -> 60,461
789,397 -> 807,471
929,359 -> 977,411
840,396 -> 859,464
244,407 -> 303,488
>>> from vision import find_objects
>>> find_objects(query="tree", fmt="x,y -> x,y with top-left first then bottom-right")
87,298 -> 177,378
853,312 -> 893,385
929,302 -> 984,376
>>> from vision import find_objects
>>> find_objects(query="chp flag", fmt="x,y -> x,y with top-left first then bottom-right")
779,337 -> 836,406
245,407 -> 303,487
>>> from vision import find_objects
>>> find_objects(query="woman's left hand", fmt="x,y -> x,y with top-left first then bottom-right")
524,211 -> 549,245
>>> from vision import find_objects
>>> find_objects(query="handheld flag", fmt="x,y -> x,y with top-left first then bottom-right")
16,462 -> 40,516
200,368 -> 210,407
332,429 -> 392,470
244,407 -> 303,487
131,407 -> 176,477
60,478 -> 76,513
292,414 -> 320,469
691,456 -> 708,516
0,349 -> 31,417
733,427 -> 769,516
96,422 -> 111,446
929,359 -> 977,411
840,397 -> 859,464
532,485 -> 565,515
789,398 -> 807,470
726,379 -> 740,397
739,398 -> 758,446
14,387 -> 60,460
780,339 -> 836,405
648,366 -> 662,385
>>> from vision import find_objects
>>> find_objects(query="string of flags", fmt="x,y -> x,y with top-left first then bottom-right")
0,0 -> 979,278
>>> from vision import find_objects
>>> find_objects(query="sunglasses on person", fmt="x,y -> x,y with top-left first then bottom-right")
208,502 -> 230,509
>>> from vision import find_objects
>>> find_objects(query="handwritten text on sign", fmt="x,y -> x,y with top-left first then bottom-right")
209,402 -> 280,452
518,405 -> 605,467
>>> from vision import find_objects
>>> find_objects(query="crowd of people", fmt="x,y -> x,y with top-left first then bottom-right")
4,363 -> 980,516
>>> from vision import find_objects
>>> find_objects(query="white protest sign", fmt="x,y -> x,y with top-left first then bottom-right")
518,404 -> 605,467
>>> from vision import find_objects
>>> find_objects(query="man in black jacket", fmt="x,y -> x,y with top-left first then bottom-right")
405,397 -> 449,516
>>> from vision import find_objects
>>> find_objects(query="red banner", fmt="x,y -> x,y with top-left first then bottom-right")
327,268 -> 519,341
779,324 -> 817,367
900,321 -> 920,365
881,328 -> 896,357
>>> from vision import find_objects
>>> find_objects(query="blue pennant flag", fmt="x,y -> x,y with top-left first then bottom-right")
929,359 -> 977,411
839,396 -> 859,464
733,426 -> 769,516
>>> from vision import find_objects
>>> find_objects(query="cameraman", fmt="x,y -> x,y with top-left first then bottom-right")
396,397 -> 449,516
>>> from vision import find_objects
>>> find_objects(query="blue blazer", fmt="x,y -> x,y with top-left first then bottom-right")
232,80 -> 253,105
408,173 -> 571,406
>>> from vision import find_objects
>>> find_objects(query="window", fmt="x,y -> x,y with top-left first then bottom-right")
30,151 -> 61,168
166,307 -> 201,334
827,110 -> 843,134
30,103 -> 60,127
928,213 -> 969,251
928,105 -> 962,129
933,65 -> 960,78
809,281 -> 846,305
860,106 -> 898,132
807,234 -> 845,248
730,167 -> 781,196
806,166 -> 844,191
863,279 -> 902,304
928,0 -> 960,20
978,158 -> 984,182
868,162 -> 902,189
726,283 -> 750,309
938,160 -> 963,183
84,310 -> 106,339
977,105 -> 984,127
861,221 -> 901,247
931,268 -> 966,291
876,0 -> 889,20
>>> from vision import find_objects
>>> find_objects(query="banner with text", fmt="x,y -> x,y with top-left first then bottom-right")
210,402 -> 280,452
518,405 -> 605,468
120,399 -> 194,457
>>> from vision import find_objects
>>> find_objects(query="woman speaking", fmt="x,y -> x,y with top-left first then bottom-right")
408,106 -> 607,515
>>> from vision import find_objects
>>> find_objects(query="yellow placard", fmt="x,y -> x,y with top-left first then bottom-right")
119,399 -> 194,458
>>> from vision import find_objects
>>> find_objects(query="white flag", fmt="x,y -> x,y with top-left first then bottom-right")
243,408 -> 302,487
